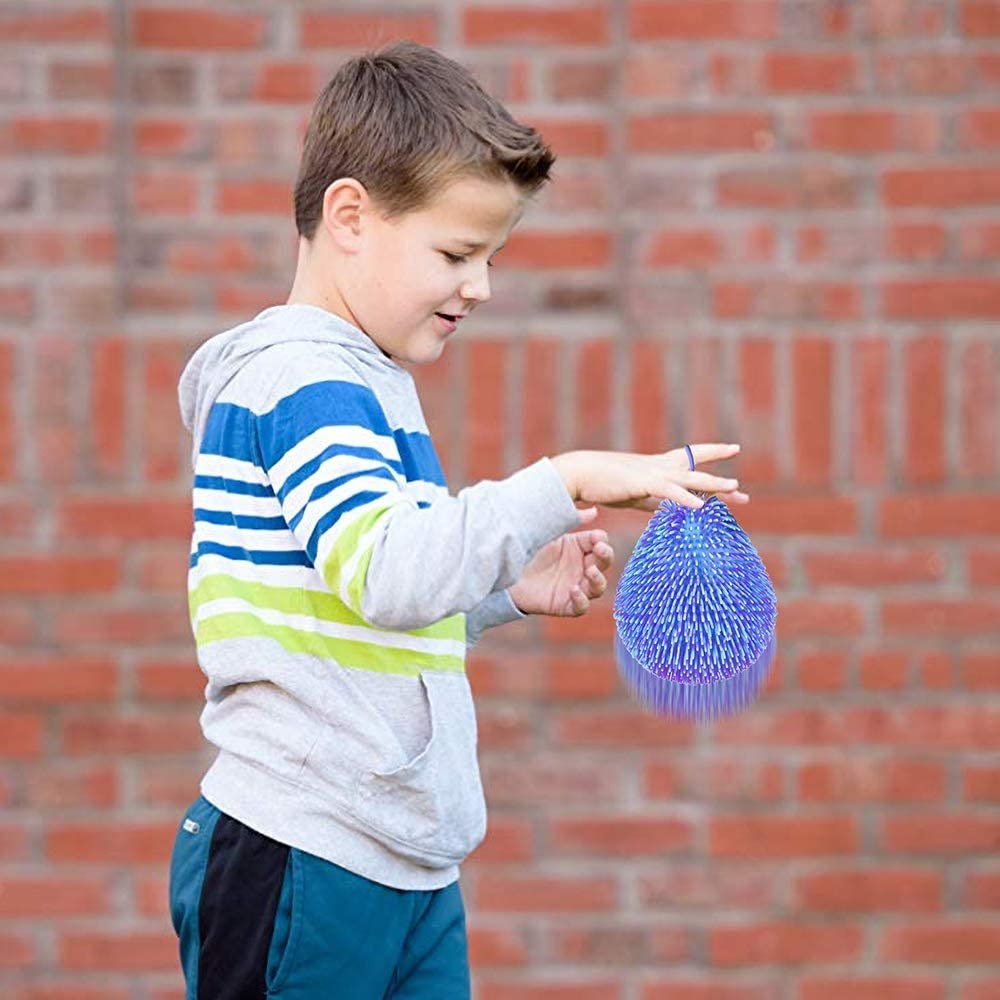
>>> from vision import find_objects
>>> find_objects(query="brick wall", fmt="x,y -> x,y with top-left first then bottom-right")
1,2 -> 998,998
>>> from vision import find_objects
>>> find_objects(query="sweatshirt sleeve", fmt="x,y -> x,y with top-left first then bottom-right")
254,376 -> 582,631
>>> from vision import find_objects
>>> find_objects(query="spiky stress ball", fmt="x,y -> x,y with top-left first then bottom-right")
612,460 -> 777,721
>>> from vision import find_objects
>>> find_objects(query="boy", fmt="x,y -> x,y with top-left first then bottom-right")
169,40 -> 746,999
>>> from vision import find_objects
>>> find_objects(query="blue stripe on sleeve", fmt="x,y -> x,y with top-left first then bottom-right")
200,402 -> 258,464
190,542 -> 314,569
193,475 -> 274,497
256,380 -> 395,471
193,509 -> 289,531
276,445 -> 403,505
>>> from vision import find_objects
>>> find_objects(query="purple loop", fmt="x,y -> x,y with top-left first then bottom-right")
684,444 -> 695,471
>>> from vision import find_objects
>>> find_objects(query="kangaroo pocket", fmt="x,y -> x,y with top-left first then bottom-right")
353,670 -> 487,868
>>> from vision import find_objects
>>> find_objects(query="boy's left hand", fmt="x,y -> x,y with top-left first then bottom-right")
508,507 -> 615,617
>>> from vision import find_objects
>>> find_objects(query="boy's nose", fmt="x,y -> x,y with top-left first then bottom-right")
460,268 -> 491,305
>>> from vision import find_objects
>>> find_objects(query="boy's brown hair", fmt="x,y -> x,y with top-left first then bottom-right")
293,40 -> 555,240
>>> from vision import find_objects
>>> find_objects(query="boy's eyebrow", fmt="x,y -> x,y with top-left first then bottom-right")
456,239 -> 506,251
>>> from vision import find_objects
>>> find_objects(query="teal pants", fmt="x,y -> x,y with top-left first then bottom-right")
169,794 -> 470,999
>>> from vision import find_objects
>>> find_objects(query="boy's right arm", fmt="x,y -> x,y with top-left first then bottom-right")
254,374 -> 744,633
551,445 -> 747,512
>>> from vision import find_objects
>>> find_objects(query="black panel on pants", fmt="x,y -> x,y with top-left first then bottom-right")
198,811 -> 290,999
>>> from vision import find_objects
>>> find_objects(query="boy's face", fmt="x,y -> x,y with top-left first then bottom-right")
317,174 -> 525,365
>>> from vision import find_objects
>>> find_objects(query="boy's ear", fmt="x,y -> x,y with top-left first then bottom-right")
321,177 -> 367,252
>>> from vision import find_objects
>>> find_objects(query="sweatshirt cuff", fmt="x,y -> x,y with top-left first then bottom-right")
465,588 -> 528,648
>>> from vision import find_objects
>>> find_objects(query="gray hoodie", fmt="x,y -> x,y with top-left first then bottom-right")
178,303 -> 582,889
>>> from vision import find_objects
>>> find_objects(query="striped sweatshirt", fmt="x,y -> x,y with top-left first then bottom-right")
177,303 -> 583,889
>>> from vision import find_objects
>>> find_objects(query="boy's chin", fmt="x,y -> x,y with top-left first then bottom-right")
395,339 -> 446,366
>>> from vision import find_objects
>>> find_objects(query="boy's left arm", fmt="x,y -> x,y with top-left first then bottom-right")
465,589 -> 526,648
465,509 -> 615,647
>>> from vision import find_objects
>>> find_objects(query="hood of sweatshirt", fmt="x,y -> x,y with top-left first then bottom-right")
178,303 -> 406,471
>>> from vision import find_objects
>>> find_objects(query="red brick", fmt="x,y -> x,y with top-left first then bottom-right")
48,60 -> 115,100
25,761 -> 120,810
629,112 -> 772,152
543,653 -> 617,700
467,817 -> 534,863
709,920 -> 863,965
625,50 -> 699,97
0,9 -> 110,42
133,9 -> 266,49
0,714 -> 44,758
0,876 -> 110,917
482,756 -> 618,806
880,495 -> 1000,535
0,657 -> 117,704
808,110 -> 899,152
464,7 -> 608,45
795,869 -> 943,911
468,926 -> 529,967
11,116 -> 110,154
548,60 -> 614,101
575,339 -> 612,450
58,497 -> 191,539
719,165 -> 861,208
887,222 -> 947,260
638,863 -> 778,910
960,340 -> 998,476
964,765 -> 1000,801
882,599 -> 1000,634
884,277 -> 1000,318
251,62 -> 318,103
0,929 -> 35,967
464,340 -> 506,482
881,813 -> 1000,853
46,821 -> 176,863
215,178 -> 290,215
629,340 -> 669,453
880,921 -> 1000,963
61,711 -> 203,755
135,658 -> 202,702
904,335 -> 946,482
503,230 -> 611,268
0,556 -> 120,595
300,13 -> 436,49
526,119 -> 609,158
134,118 -> 202,156
131,171 -> 197,215
799,978 -> 944,1000
550,815 -> 693,855
646,228 -> 723,267
964,870 -> 1000,907
883,167 -> 1000,206
480,982 -> 621,1000
877,52 -> 972,93
59,930 -> 177,970
963,2 -> 1000,35
475,875 -> 617,912
555,709 -> 695,747
709,814 -> 858,857
764,52 -> 857,92
803,547 -> 944,587
798,756 -> 945,802
521,338 -> 560,459
630,2 -> 779,39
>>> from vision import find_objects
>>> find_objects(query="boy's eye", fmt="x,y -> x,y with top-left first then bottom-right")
442,251 -> 494,267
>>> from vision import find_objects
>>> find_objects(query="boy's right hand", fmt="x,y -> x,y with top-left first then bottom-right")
551,443 -> 748,513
